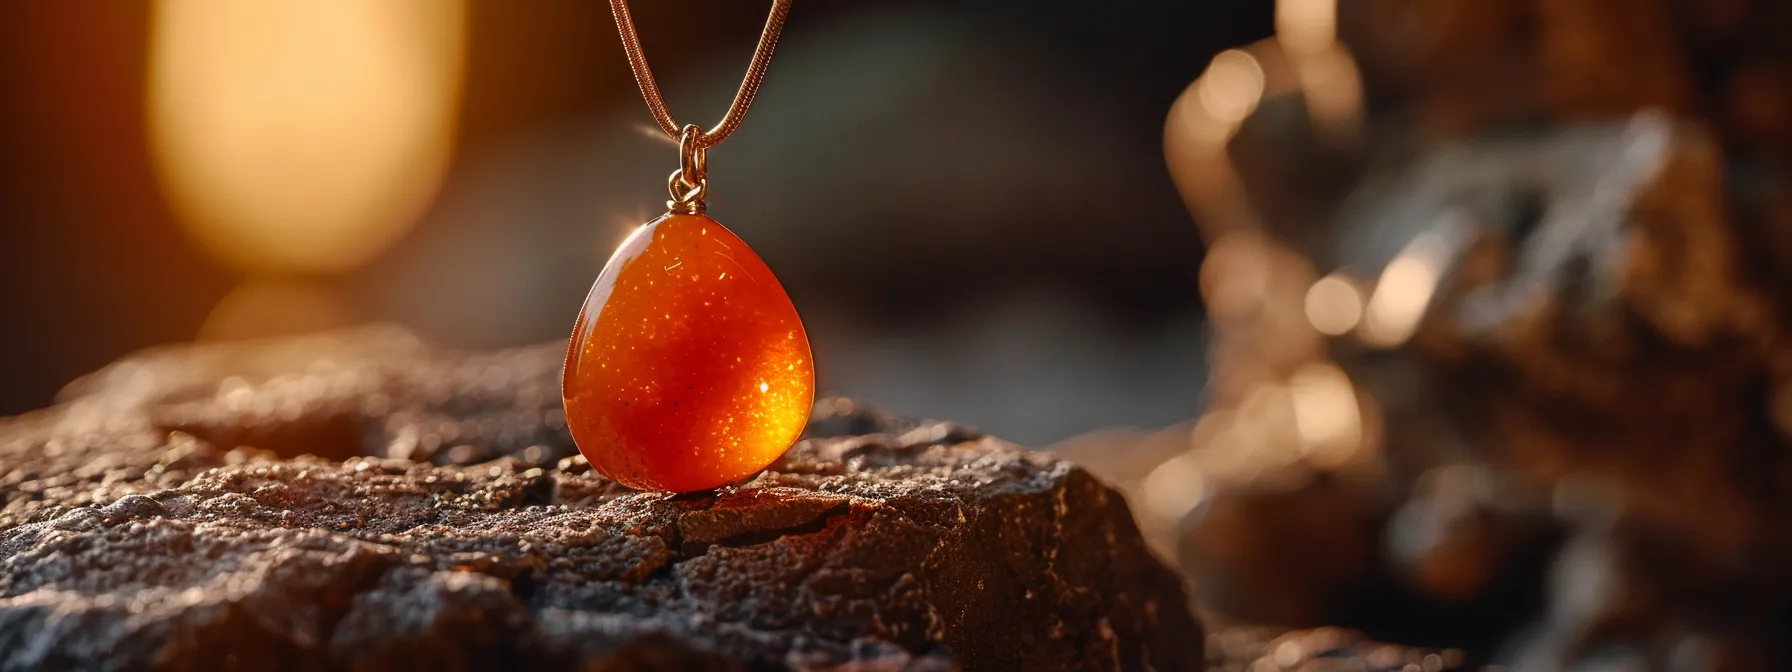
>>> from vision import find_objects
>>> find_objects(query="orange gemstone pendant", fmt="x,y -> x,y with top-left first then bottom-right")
562,212 -> 814,492
581,0 -> 808,492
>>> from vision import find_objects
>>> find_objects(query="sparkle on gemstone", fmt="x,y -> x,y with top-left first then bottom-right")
562,213 -> 814,492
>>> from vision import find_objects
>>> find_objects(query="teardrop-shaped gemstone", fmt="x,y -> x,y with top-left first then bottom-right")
562,212 -> 814,492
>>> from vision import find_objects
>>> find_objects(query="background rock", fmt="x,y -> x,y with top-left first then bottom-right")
1104,0 -> 1792,668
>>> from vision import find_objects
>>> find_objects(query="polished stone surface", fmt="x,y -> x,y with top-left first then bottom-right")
563,213 -> 814,492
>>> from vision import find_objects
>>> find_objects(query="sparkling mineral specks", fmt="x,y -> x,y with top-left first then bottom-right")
562,213 -> 814,492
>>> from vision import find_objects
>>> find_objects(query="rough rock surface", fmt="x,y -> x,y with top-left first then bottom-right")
0,327 -> 1201,671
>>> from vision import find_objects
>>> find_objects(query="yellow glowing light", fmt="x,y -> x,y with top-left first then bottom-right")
1141,452 -> 1208,521
1239,384 -> 1296,430
1196,50 -> 1266,126
148,0 -> 467,273
1189,409 -> 1237,453
1304,273 -> 1363,335
1361,236 -> 1445,347
1361,256 -> 1438,345
1200,232 -> 1273,322
1276,0 -> 1337,57
1295,44 -> 1364,131
1204,416 -> 1275,480
1195,383 -> 1304,480
198,279 -> 353,341
1288,363 -> 1361,464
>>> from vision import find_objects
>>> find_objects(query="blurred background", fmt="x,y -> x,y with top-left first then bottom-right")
0,1 -> 1274,445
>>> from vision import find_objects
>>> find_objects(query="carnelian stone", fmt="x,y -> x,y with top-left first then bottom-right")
562,213 -> 814,492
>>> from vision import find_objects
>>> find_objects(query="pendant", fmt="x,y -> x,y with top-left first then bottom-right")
562,128 -> 814,492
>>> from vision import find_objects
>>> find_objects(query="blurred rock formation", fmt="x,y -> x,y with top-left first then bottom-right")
1068,0 -> 1792,668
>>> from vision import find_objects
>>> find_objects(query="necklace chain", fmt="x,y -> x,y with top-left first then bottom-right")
608,0 -> 793,152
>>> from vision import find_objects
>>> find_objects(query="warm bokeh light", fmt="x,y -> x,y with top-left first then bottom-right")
1295,44 -> 1363,133
1275,0 -> 1336,57
1361,234 -> 1447,347
1200,231 -> 1274,323
1304,273 -> 1363,336
147,0 -> 467,274
1275,0 -> 1360,141
1197,50 -> 1266,126
1288,362 -> 1360,464
197,279 -> 355,341
1141,452 -> 1208,521
1166,73 -> 1260,239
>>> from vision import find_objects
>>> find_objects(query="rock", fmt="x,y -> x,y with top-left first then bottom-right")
0,327 -> 1201,671
1194,110 -> 1792,667
1178,472 -> 1384,629
1328,109 -> 1792,662
1339,0 -> 1697,137
1157,0 -> 1792,664
1174,465 -> 1558,654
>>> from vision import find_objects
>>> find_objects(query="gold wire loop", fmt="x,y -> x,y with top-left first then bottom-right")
668,125 -> 708,213
609,0 -> 792,150
613,1 -> 788,215
677,124 -> 708,187
667,168 -> 708,214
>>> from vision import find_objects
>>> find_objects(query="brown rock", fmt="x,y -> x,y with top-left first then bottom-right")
1340,0 -> 1697,137
1158,0 -> 1792,665
0,327 -> 1200,671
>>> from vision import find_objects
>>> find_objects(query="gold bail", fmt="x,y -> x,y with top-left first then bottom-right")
667,124 -> 708,214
